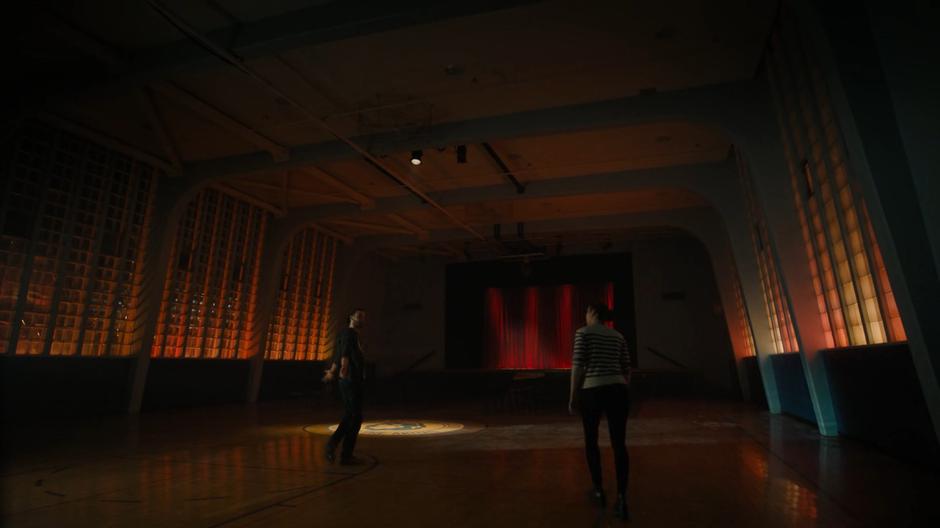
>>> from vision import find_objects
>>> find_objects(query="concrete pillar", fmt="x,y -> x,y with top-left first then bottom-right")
737,116 -> 839,435
692,217 -> 753,401
697,173 -> 784,414
244,219 -> 296,403
126,178 -> 200,413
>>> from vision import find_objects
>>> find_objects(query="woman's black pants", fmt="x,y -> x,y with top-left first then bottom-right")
579,383 -> 630,494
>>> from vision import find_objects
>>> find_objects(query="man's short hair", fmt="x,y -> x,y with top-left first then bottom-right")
348,308 -> 366,320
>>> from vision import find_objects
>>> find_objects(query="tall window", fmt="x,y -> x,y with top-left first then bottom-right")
737,150 -> 800,354
732,273 -> 757,357
265,228 -> 339,361
766,9 -> 905,347
152,188 -> 269,359
0,122 -> 156,356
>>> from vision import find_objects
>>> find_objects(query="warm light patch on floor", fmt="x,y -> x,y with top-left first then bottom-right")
304,420 -> 476,436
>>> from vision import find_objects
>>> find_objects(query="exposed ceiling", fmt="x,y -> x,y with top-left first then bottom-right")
377,226 -> 692,261
12,0 -> 776,258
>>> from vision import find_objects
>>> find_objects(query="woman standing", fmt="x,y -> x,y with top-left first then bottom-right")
568,302 -> 631,520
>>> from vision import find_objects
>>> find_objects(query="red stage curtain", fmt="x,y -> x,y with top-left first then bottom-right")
484,283 -> 614,369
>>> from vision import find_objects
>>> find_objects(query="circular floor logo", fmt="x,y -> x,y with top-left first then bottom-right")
308,420 -> 468,436
363,421 -> 425,432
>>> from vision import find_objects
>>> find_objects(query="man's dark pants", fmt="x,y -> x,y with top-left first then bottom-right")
329,380 -> 363,458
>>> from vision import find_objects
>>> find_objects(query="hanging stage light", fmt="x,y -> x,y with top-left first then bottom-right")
411,150 -> 423,165
456,144 -> 467,164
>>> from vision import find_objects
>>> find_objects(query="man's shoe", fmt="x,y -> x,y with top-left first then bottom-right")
613,493 -> 630,520
589,488 -> 606,507
324,443 -> 336,464
339,455 -> 365,466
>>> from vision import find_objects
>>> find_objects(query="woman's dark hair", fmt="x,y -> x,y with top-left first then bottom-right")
587,302 -> 613,322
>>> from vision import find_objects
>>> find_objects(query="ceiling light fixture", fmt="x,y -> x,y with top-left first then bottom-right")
411,150 -> 423,165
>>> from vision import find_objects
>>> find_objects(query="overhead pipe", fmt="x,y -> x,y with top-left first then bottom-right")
481,142 -> 525,194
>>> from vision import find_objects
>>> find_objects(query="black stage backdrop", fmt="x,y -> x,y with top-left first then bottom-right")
445,253 -> 636,369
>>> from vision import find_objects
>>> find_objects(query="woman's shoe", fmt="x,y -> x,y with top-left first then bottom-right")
589,488 -> 606,507
613,493 -> 630,520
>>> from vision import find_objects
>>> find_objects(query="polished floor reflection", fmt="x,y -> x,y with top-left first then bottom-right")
2,399 -> 938,527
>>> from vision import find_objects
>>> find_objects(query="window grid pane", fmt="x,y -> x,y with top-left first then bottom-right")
736,150 -> 799,354
732,274 -> 757,357
764,12 -> 906,348
265,229 -> 339,361
152,189 -> 269,359
1,122 -> 156,357
859,202 -> 906,341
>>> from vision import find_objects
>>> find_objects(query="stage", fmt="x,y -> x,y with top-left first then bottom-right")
3,398 -> 938,527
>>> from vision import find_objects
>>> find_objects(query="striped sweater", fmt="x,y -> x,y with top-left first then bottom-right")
572,324 -> 630,389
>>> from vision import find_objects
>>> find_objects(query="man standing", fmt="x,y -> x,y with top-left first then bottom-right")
322,308 -> 367,465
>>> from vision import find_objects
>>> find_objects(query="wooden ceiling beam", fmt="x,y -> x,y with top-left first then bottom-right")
137,87 -> 183,175
43,13 -> 124,68
388,214 -> 429,240
301,167 -> 375,209
357,209 -> 713,250
325,218 -> 415,236
380,245 -> 461,258
38,113 -> 176,174
440,242 -> 468,260
282,161 -> 730,227
211,183 -> 285,216
36,17 -> 188,178
373,250 -> 399,262
152,82 -> 290,162
186,81 -> 757,182
235,180 -> 353,203
53,1 -> 541,98
310,223 -> 353,244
